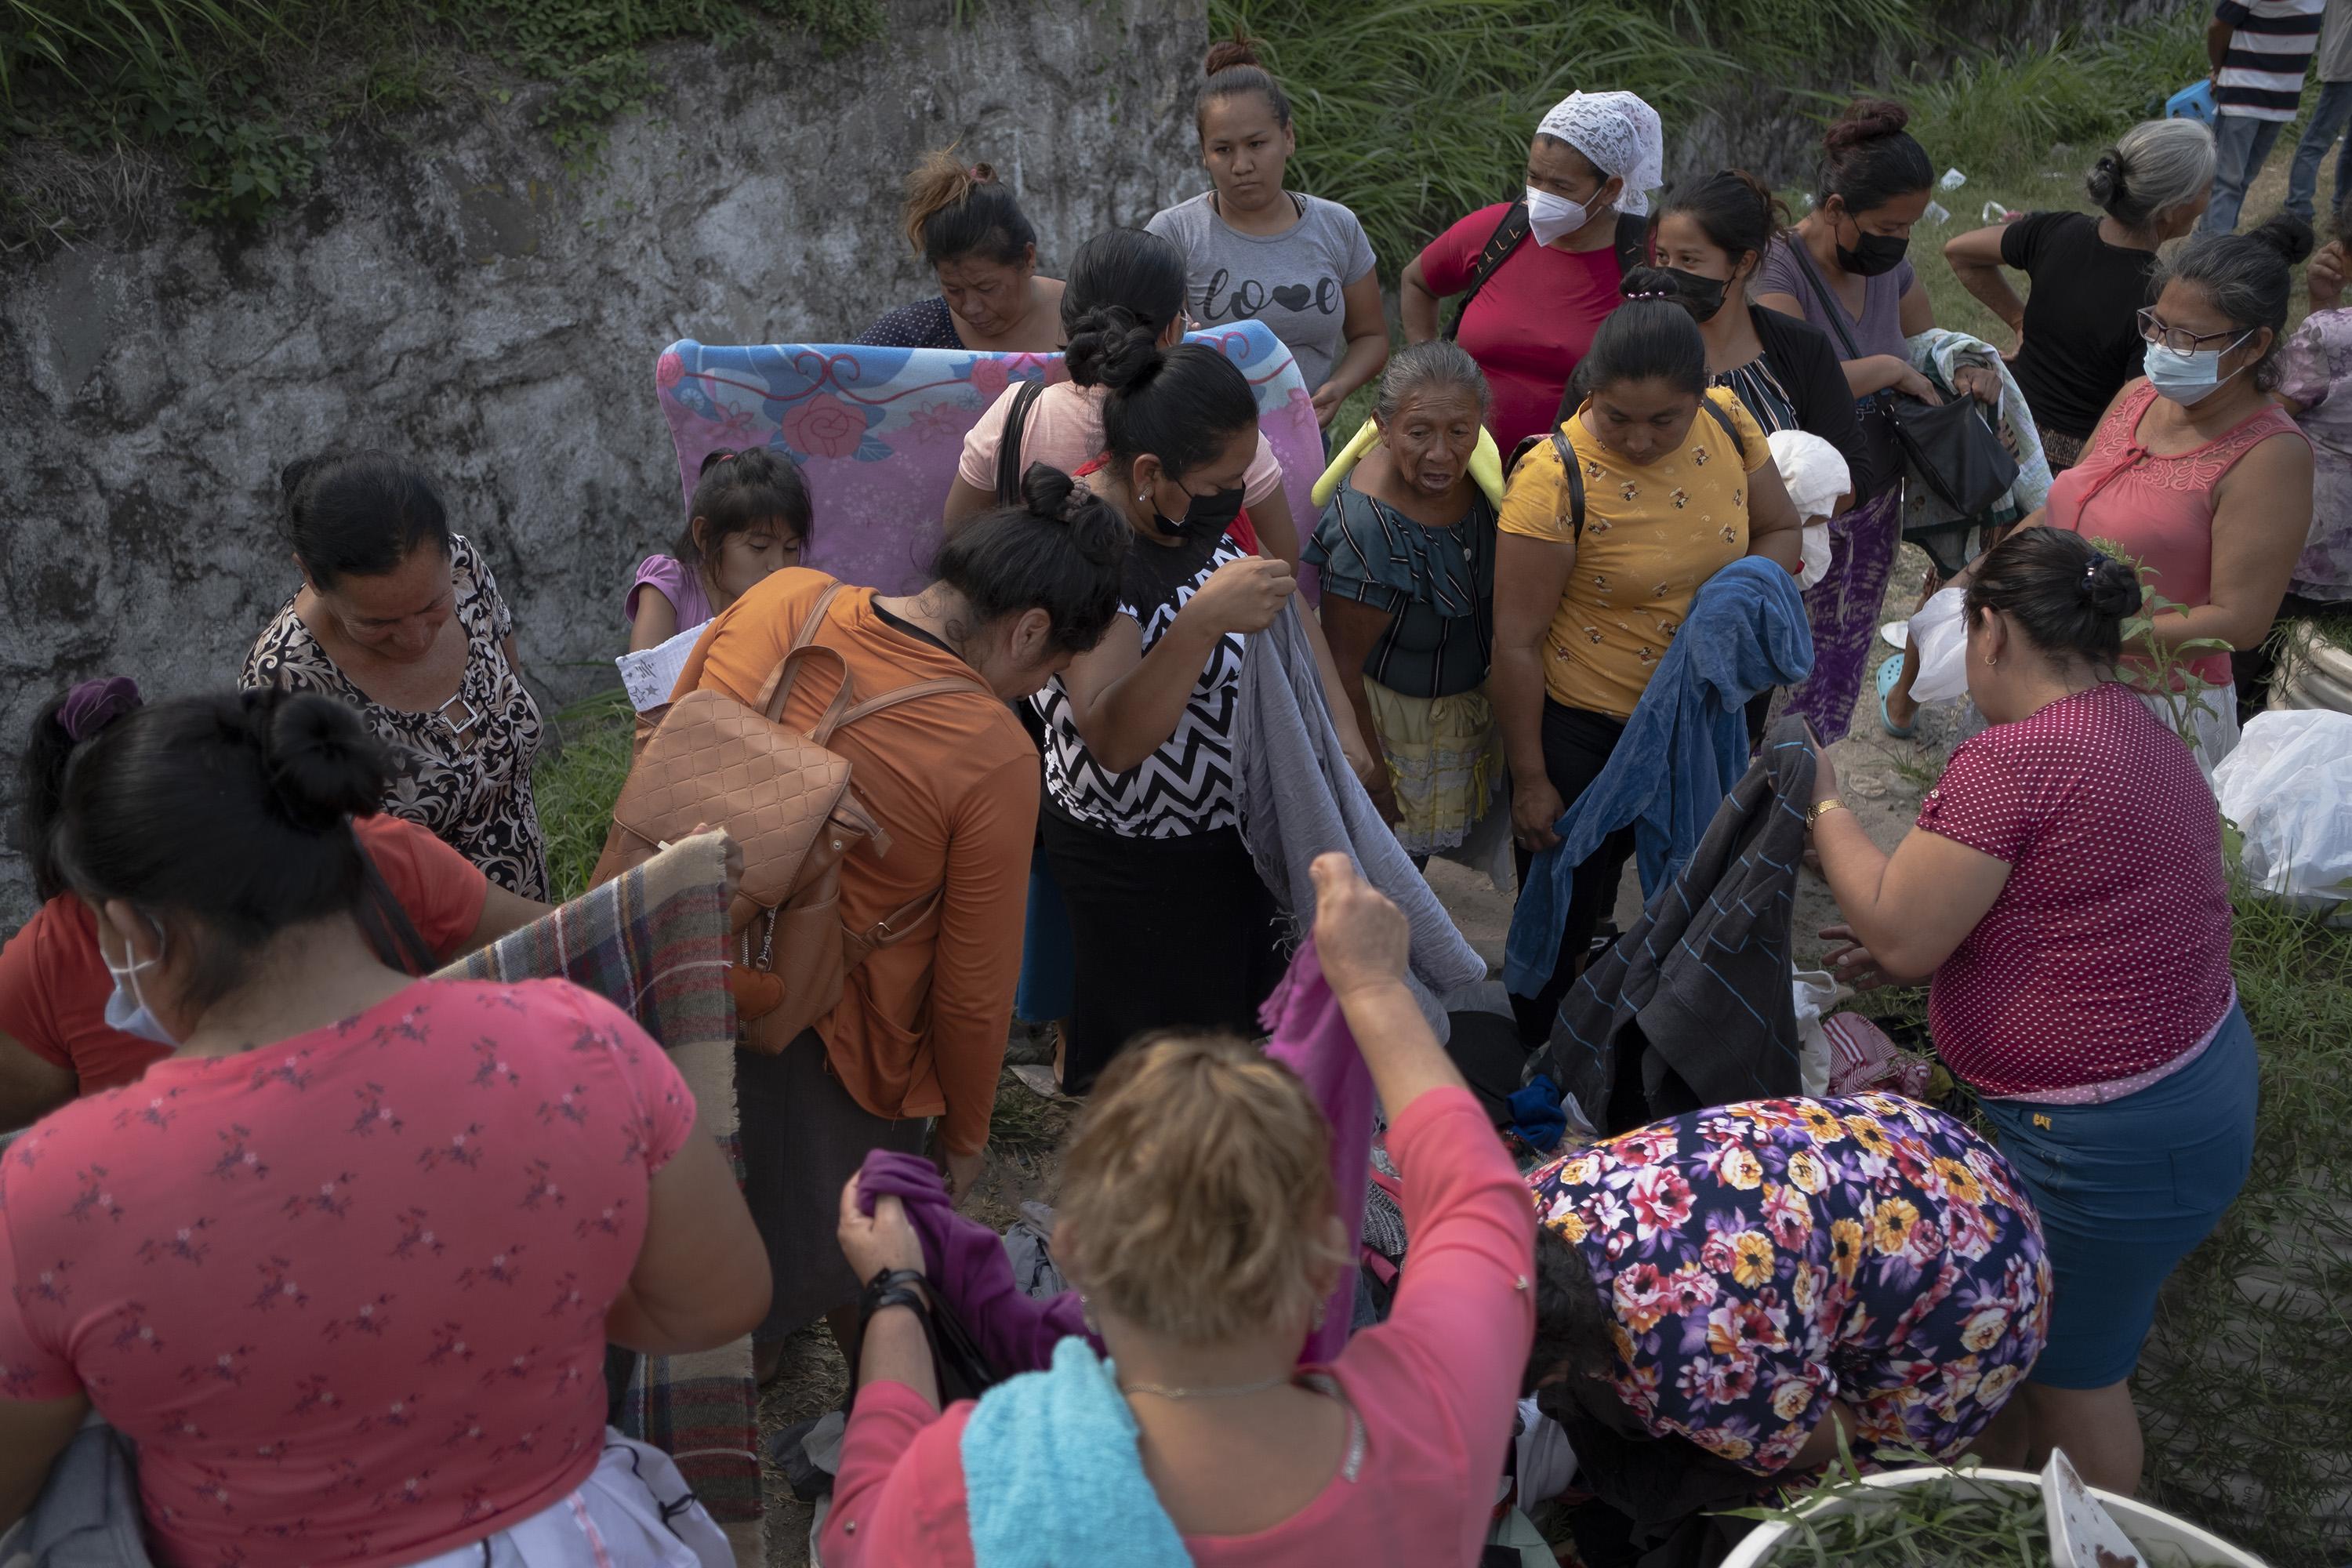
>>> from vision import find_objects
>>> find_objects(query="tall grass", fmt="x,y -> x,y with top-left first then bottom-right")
536,684 -> 635,903
0,0 -> 269,101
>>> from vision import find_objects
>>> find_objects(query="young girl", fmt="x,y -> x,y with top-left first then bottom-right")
626,447 -> 812,652
1147,35 -> 1388,429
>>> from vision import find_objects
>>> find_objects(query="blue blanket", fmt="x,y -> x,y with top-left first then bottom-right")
961,1338 -> 1192,1568
1504,557 -> 1812,996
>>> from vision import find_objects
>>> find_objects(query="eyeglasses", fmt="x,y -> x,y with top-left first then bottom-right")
2137,308 -> 2250,356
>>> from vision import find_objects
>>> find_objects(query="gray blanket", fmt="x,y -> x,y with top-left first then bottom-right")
1232,600 -> 1486,1037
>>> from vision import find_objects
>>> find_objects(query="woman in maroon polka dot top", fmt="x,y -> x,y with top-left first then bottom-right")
1804,528 -> 2250,1501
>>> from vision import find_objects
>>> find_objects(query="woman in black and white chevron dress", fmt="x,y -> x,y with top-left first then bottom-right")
1031,305 -> 1363,1094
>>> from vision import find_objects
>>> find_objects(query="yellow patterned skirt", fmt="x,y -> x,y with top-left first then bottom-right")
1363,678 -> 1503,856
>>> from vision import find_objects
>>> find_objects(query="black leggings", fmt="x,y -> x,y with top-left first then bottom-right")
1508,701 -> 1639,1046
1040,810 -> 1286,1094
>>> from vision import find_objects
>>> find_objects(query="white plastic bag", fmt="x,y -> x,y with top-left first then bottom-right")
1792,970 -> 1841,1097
2213,710 -> 2352,916
1906,586 -> 1972,706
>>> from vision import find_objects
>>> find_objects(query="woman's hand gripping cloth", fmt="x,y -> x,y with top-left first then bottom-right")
1504,557 -> 1813,996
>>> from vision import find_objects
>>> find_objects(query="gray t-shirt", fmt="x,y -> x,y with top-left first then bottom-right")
2323,0 -> 2352,81
1146,191 -> 1377,395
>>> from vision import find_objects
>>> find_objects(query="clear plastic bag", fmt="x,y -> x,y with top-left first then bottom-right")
2213,710 -> 2352,917
1906,586 -> 1972,706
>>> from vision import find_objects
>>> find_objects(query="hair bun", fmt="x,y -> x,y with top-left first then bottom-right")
1064,304 -> 1163,392
2082,554 -> 2145,621
2247,212 -> 2317,266
1204,33 -> 1262,74
2085,150 -> 2125,207
1018,460 -> 1078,521
1824,97 -> 1911,151
279,454 -> 322,501
250,691 -> 389,833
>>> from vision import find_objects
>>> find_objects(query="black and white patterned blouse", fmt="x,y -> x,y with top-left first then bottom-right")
1034,531 -> 1247,838
241,534 -> 549,898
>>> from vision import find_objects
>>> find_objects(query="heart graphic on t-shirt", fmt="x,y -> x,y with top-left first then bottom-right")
1270,284 -> 1313,311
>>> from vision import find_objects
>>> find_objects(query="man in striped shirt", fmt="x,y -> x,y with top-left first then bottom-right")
2205,0 -> 2326,234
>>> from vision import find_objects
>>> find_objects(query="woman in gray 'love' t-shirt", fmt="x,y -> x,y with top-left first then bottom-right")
1147,39 -> 1389,429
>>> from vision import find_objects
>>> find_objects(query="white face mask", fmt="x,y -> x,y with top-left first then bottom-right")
100,916 -> 178,1048
1526,187 -> 1592,246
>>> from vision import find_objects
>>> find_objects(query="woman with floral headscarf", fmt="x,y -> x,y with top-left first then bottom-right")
1402,89 -> 1666,453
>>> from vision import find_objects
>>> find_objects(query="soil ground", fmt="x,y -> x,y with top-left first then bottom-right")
746,544 -> 1965,1566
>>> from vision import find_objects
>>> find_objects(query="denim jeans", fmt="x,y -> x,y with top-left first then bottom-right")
2288,78 -> 2352,223
2204,111 -> 2289,235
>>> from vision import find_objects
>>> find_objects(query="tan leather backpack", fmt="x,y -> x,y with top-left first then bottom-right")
589,581 -> 988,1053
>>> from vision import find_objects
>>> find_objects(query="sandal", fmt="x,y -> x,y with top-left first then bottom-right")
1875,652 -> 1916,740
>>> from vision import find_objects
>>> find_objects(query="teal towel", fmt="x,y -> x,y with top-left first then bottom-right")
961,1338 -> 1193,1568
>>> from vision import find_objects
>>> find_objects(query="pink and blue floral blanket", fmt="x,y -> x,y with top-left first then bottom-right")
653,320 -> 1322,593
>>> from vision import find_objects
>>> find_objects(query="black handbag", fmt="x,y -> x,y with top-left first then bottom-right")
1785,241 -> 2018,518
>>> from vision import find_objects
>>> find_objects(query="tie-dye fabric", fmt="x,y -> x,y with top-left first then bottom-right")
653,321 -> 1323,597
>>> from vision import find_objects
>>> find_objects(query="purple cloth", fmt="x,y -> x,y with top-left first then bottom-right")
854,935 -> 1372,1373
856,1149 -> 1094,1375
57,677 -> 141,744
1258,935 -> 1372,1366
1777,486 -> 1904,745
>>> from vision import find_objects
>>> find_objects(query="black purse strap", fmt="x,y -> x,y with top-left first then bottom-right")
354,836 -> 437,976
1547,397 -> 1742,543
1784,236 -> 1869,367
1445,200 -> 1529,341
993,379 -> 1046,506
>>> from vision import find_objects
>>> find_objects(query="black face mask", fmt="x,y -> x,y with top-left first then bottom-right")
1154,481 -> 1247,543
1662,267 -> 1730,323
1835,216 -> 1910,278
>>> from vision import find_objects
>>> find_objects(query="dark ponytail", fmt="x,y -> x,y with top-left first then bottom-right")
53,691 -> 394,1009
1964,529 -> 2144,667
1579,267 -> 1708,397
1817,98 -> 1933,216
1196,31 -> 1290,136
283,451 -> 452,591
901,148 -> 1038,269
683,447 -> 814,564
931,463 -> 1130,655
17,677 -> 143,902
1062,227 -> 1189,340
1066,307 -> 1258,482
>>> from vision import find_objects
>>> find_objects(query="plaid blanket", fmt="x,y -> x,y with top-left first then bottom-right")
433,831 -> 757,1523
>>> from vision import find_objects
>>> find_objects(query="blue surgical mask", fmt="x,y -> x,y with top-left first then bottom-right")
2142,332 -> 2251,407
100,919 -> 177,1048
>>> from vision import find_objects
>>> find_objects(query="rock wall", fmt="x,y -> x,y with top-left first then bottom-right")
0,0 -> 1208,919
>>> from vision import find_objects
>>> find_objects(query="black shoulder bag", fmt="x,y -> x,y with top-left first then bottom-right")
354,840 -> 438,975
992,379 -> 1048,506
1784,239 -> 2018,527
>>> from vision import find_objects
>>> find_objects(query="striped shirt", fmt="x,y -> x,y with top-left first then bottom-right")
2216,0 -> 2324,120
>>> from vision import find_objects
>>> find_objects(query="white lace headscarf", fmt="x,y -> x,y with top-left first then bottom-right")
1536,91 -> 1666,217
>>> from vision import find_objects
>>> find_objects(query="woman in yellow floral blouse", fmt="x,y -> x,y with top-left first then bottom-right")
1492,268 -> 1802,1040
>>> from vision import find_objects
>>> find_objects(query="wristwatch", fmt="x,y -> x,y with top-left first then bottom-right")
1807,798 -> 1848,827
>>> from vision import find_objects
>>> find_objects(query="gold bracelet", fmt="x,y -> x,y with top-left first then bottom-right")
1807,798 -> 1848,827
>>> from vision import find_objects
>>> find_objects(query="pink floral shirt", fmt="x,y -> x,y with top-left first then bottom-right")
0,979 -> 696,1568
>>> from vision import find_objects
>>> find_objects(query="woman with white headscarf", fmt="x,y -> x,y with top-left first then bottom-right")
1401,89 -> 1665,453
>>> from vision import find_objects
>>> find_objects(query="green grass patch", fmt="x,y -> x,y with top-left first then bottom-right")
535,682 -> 634,903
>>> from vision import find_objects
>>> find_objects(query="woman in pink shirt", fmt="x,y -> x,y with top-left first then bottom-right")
822,855 -> 1536,1566
942,227 -> 1299,565
1809,528 -> 2252,1499
0,690 -> 770,1566
2037,213 -> 2314,768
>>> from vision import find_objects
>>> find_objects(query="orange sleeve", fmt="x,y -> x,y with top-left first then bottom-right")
354,814 -> 491,960
0,906 -> 74,1069
930,753 -> 1040,1156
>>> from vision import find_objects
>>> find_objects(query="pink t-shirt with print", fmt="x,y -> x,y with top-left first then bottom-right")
1918,681 -> 2234,1096
956,380 -> 1285,506
0,978 -> 696,1568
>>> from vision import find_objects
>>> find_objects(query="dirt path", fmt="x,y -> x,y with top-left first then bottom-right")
750,550 -> 1956,1566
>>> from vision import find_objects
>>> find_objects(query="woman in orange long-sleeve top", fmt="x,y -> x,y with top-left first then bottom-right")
673,470 -> 1129,1374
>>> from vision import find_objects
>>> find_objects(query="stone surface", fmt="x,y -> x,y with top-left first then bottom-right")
0,0 -> 1209,920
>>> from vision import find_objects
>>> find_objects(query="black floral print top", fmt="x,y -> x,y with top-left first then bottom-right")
241,534 -> 548,898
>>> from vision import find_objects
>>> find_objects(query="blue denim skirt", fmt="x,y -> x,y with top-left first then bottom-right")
1976,1004 -> 2258,1388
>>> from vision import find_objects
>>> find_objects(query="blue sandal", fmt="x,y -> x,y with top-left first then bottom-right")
1876,652 -> 1917,739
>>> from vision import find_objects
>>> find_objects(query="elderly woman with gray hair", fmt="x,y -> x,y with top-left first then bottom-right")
1305,341 -> 1501,854
1944,117 -> 2219,471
